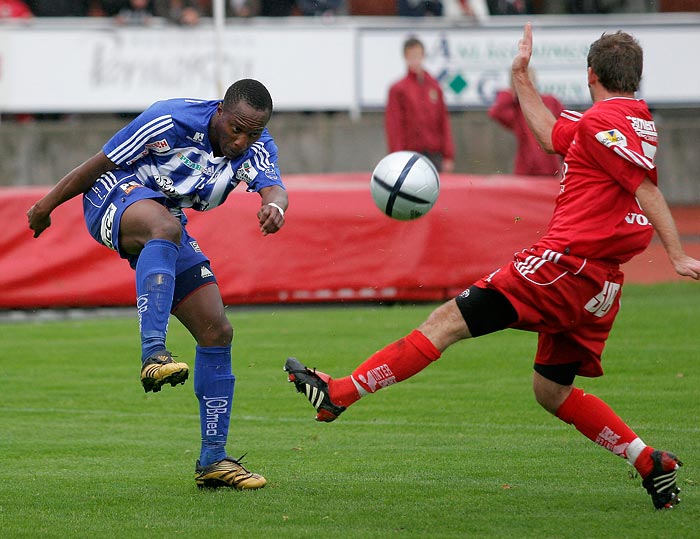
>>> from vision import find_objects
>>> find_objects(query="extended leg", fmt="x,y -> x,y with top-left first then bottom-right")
174,283 -> 266,490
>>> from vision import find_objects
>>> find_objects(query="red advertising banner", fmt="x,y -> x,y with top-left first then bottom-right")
2,174 -> 696,309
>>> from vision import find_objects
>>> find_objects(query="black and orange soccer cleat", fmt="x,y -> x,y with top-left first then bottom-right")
140,350 -> 189,393
284,357 -> 346,422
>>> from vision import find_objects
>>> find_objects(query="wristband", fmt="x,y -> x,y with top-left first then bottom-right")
266,202 -> 285,217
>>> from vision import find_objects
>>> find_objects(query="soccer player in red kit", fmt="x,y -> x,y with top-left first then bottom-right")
285,24 -> 700,509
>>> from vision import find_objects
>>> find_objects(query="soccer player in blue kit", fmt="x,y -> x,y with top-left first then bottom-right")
27,79 -> 286,490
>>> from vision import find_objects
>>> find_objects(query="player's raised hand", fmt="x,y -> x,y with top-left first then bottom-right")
512,22 -> 533,76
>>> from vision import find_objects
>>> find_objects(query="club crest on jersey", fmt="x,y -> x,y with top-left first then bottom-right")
154,175 -> 178,196
235,159 -> 258,183
596,129 -> 627,148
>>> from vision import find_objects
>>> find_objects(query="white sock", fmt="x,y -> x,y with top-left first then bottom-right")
626,437 -> 647,465
351,376 -> 368,397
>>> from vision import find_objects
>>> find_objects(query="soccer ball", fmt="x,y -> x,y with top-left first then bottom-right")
369,151 -> 440,221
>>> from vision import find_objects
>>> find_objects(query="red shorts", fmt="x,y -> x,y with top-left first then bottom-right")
475,247 -> 625,378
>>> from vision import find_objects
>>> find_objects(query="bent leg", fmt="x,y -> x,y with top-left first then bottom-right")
120,200 -> 183,362
534,371 -> 653,473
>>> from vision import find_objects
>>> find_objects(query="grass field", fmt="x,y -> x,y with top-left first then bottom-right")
1,282 -> 698,538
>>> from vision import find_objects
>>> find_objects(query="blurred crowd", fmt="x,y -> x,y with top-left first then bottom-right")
2,0 -> 696,23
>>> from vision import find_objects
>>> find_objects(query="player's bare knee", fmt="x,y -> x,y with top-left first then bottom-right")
419,300 -> 470,350
198,317 -> 233,347
151,218 -> 181,244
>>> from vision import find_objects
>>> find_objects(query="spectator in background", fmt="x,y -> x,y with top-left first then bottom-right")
385,37 -> 455,173
114,0 -> 155,24
153,0 -> 204,24
0,0 -> 32,17
488,69 -> 564,176
449,0 -> 475,17
229,0 -> 260,16
398,0 -> 443,16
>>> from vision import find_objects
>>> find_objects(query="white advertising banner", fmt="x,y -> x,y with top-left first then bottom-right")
359,25 -> 700,108
0,20 -> 699,112
0,25 -> 355,112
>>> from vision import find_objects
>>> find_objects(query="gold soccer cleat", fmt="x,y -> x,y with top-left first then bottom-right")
195,456 -> 267,490
140,351 -> 189,393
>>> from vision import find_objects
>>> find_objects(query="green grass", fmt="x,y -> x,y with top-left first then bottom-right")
1,283 -> 699,538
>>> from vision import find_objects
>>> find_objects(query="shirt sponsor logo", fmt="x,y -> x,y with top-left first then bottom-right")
100,203 -> 117,250
145,139 -> 171,152
177,152 -> 213,175
357,363 -> 396,392
624,212 -> 651,226
235,159 -> 258,183
595,129 -> 627,148
203,396 -> 228,436
126,149 -> 148,166
626,116 -> 657,142
119,181 -> 142,195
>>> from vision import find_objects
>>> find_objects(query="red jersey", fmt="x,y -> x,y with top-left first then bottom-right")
384,70 -> 455,161
534,97 -> 657,265
488,89 -> 564,176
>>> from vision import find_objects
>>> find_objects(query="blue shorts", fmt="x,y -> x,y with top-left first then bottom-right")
83,170 -> 217,308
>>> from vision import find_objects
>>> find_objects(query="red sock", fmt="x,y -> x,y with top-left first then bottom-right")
555,387 -> 652,474
329,329 -> 441,407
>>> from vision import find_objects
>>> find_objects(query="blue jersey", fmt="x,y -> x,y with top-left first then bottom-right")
102,98 -> 285,216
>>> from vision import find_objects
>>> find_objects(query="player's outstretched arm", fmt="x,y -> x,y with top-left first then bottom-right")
511,23 -> 558,153
257,185 -> 288,236
27,151 -> 115,238
636,178 -> 700,280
